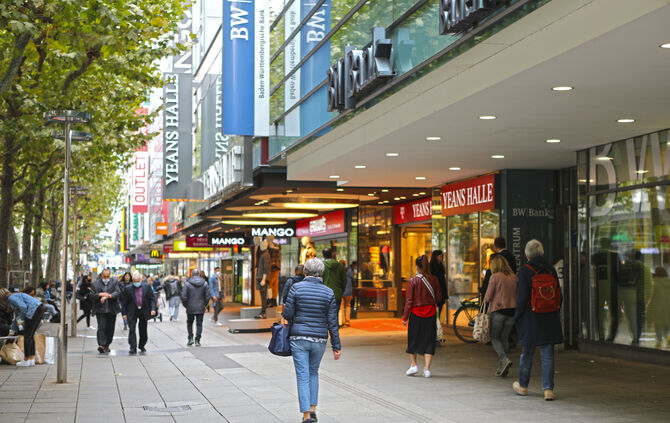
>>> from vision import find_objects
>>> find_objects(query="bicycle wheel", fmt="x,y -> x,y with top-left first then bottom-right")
453,304 -> 479,343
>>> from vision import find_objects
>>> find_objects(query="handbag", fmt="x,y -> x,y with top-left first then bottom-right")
419,276 -> 444,343
473,301 -> 491,343
0,340 -> 24,365
268,322 -> 292,356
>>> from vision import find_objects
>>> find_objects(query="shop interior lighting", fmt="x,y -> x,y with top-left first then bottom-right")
449,167 -> 461,171
242,212 -> 318,219
426,136 -> 441,141
617,118 -> 635,123
329,175 -> 340,179
207,226 -> 223,233
278,202 -> 359,210
660,43 -> 670,49
386,153 -> 399,157
546,139 -> 561,143
355,165 -> 366,169
491,155 -> 505,159
479,115 -> 497,120
551,86 -> 573,91
221,219 -> 288,225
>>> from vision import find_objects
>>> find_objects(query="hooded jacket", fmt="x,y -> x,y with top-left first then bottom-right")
181,275 -> 211,314
514,255 -> 564,347
322,259 -> 347,301
282,276 -> 341,350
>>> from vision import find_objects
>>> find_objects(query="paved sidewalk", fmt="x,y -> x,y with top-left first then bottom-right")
1,305 -> 669,422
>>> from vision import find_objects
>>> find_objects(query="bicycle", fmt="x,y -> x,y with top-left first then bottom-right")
452,297 -> 480,343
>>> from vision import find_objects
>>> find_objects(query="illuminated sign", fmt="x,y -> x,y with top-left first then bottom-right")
441,174 -> 495,216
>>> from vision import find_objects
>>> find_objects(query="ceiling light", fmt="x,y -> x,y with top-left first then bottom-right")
378,201 -> 384,204
242,212 -> 318,219
329,175 -> 340,179
426,136 -> 441,141
617,118 -> 635,123
400,196 -> 407,199
419,192 -> 426,195
383,200 -> 389,203
394,197 -> 400,201
415,176 -> 426,180
354,165 -> 366,169
336,188 -> 344,192
386,153 -> 399,157
546,139 -> 561,143
449,167 -> 461,171
367,193 -> 375,196
598,156 -> 613,161
412,193 -> 419,197
285,189 -> 293,193
221,220 -> 288,225
551,86 -> 573,91
660,43 -> 670,49
636,170 -> 649,174
491,155 -> 504,159
479,115 -> 496,120
381,189 -> 389,192
279,202 -> 358,210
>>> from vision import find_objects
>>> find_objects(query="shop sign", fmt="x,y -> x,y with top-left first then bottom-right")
327,27 -> 393,112
150,250 -> 162,259
208,233 -> 248,246
439,0 -> 503,35
155,222 -> 168,235
131,151 -> 149,213
203,145 -> 243,199
250,224 -> 295,238
441,174 -> 495,216
296,209 -> 345,237
393,197 -> 432,224
163,243 -> 174,253
186,235 -> 209,248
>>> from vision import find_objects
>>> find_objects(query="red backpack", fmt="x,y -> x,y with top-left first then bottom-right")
525,264 -> 561,313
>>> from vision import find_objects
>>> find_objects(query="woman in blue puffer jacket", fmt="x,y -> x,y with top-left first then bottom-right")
282,258 -> 341,423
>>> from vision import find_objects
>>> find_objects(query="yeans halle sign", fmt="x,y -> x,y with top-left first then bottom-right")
441,174 -> 495,216
393,197 -> 432,225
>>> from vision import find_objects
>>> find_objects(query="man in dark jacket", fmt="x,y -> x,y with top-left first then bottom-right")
481,237 -> 518,296
121,272 -> 156,354
163,273 -> 182,322
322,248 -> 347,312
90,269 -> 122,354
512,239 -> 563,401
182,269 -> 211,346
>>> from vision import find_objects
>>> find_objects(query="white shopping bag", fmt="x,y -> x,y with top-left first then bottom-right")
44,336 -> 55,364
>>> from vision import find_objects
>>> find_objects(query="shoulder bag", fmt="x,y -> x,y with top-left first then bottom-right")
268,322 -> 292,356
473,301 -> 491,343
419,276 -> 444,343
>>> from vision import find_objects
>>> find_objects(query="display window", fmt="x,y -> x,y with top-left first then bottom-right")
357,206 -> 394,312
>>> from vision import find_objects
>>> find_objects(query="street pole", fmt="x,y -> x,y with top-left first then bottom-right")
57,123 -> 71,383
70,192 -> 78,338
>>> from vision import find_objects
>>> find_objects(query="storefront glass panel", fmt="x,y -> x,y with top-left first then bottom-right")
357,206 -> 393,312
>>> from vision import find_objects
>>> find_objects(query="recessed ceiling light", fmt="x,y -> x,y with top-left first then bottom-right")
329,175 -> 340,179
221,220 -> 288,225
660,43 -> 670,49
386,153 -> 399,157
491,155 -> 504,159
280,202 -> 358,209
415,176 -> 426,180
285,189 -> 293,193
617,118 -> 635,123
243,212 -> 318,219
426,136 -> 441,141
636,170 -> 648,174
400,196 -> 407,200
381,189 -> 389,192
378,201 -> 384,204
383,200 -> 389,203
412,193 -> 419,197
449,167 -> 461,171
598,156 -> 613,161
479,115 -> 496,120
336,188 -> 344,192
367,193 -> 375,196
419,192 -> 426,195
546,139 -> 561,143
394,197 -> 400,201
354,165 -> 366,169
551,86 -> 573,91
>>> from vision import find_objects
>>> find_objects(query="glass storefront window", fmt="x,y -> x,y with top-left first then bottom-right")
357,206 -> 394,312
399,224 -> 432,281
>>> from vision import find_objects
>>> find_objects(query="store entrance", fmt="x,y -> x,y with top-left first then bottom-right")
399,223 -> 433,312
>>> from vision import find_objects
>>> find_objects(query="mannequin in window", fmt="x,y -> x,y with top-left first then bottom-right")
266,235 -> 281,308
300,236 -> 316,264
255,241 -> 270,319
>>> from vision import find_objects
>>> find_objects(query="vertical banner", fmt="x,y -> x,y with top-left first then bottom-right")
223,0 -> 270,136
284,0 -> 301,136
131,151 -> 149,214
300,0 -> 331,135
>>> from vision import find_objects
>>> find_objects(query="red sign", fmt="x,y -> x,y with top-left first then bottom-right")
441,174 -> 495,216
296,210 -> 346,237
163,244 -> 174,253
130,151 -> 149,213
155,222 -> 168,235
186,235 -> 209,248
393,197 -> 432,224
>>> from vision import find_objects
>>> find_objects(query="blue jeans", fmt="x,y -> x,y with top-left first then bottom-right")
169,296 -> 181,320
290,339 -> 327,413
518,344 -> 554,390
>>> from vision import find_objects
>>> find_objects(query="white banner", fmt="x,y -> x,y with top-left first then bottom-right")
131,151 -> 149,214
254,0 -> 270,136
284,0 -> 301,136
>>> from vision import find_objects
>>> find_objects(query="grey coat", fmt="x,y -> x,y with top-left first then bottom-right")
90,277 -> 122,315
181,275 -> 211,314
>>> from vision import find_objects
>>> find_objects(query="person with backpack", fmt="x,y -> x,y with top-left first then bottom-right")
513,239 -> 563,401
163,273 -> 182,322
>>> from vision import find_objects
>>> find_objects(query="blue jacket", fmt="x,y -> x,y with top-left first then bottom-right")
9,293 -> 42,332
282,276 -> 341,351
514,255 -> 564,347
208,274 -> 221,298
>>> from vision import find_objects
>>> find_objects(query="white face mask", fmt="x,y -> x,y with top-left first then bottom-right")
216,271 -> 221,277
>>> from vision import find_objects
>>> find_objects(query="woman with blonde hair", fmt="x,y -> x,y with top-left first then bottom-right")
484,255 -> 517,377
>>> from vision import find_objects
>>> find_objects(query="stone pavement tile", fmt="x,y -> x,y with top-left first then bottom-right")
0,402 -> 33,413
0,413 -> 28,423
24,412 -> 75,423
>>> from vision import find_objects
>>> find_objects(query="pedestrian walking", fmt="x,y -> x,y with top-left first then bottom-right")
481,237 -> 518,296
402,255 -> 441,378
342,261 -> 356,327
484,255 -> 517,376
119,272 -> 132,330
282,258 -> 341,423
121,272 -> 156,354
322,248 -> 347,313
255,241 -> 270,319
209,267 -> 224,326
181,269 -> 211,346
513,239 -> 563,401
430,251 -> 448,321
77,275 -> 94,329
281,264 -> 305,304
91,269 -> 122,354
163,272 -> 182,321
0,288 -> 45,367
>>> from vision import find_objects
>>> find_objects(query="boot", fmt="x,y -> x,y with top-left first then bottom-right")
187,337 -> 194,347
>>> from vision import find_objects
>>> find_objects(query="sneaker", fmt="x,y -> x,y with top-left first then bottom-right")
187,339 -> 194,347
310,412 -> 318,422
513,381 -> 528,396
139,347 -> 146,353
500,358 -> 512,377
544,389 -> 555,401
405,365 -> 418,376
195,340 -> 201,347
215,322 -> 223,326
423,368 -> 432,378
98,346 -> 105,354
104,346 -> 111,353
129,348 -> 137,355
88,326 -> 96,330
29,358 -> 35,366
16,359 -> 32,367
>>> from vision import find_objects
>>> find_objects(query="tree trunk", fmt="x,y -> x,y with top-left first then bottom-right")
21,191 -> 35,272
0,136 -> 15,288
30,186 -> 45,286
9,217 -> 21,271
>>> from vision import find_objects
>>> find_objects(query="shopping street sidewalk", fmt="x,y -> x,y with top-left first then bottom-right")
1,305 -> 669,423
